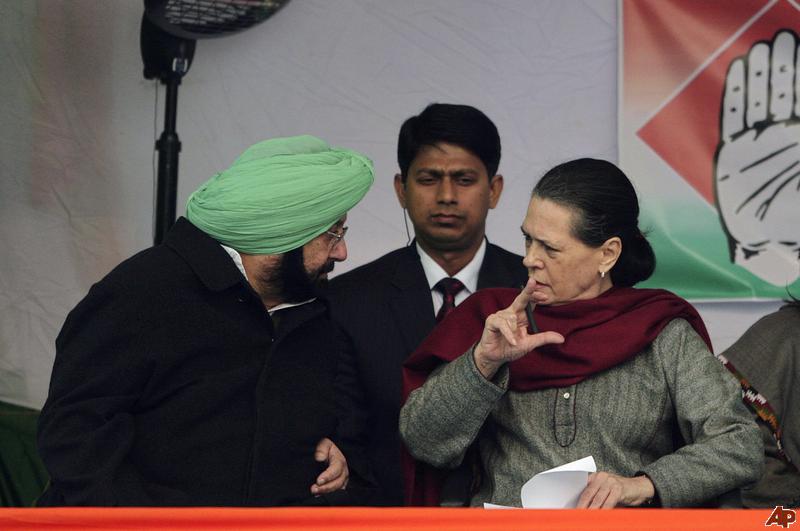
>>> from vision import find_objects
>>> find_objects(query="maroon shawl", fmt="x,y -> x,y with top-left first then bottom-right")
401,286 -> 711,506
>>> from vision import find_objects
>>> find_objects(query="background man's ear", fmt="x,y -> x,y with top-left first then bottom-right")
393,173 -> 407,209
488,174 -> 504,209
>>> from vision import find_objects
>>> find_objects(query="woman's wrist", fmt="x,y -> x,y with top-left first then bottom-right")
626,475 -> 656,506
473,344 -> 502,379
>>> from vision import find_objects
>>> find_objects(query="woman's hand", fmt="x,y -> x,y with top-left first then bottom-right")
473,278 -> 565,379
576,472 -> 655,508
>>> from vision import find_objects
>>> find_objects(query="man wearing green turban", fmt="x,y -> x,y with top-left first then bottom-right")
37,135 -> 376,507
186,134 -> 374,306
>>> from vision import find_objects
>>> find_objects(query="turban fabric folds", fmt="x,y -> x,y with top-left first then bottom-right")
186,135 -> 374,254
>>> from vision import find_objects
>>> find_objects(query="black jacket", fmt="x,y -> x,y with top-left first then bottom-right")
38,218 -> 369,506
327,242 -> 527,505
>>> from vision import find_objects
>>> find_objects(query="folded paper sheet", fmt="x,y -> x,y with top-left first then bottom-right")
484,456 -> 596,509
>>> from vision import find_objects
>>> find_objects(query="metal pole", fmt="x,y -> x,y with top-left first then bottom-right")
154,76 -> 182,245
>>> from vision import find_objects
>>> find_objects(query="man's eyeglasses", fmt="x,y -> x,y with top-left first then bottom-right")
325,226 -> 348,249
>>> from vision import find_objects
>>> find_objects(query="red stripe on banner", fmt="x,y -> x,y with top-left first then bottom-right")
632,0 -> 800,204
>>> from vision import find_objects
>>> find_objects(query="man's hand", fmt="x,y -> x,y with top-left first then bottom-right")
310,438 -> 349,495
576,472 -> 655,509
473,278 -> 564,379
715,30 -> 800,285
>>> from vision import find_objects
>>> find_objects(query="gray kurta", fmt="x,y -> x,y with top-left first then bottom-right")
400,319 -> 763,507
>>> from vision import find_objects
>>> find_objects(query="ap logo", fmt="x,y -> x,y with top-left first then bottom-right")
766,505 -> 797,528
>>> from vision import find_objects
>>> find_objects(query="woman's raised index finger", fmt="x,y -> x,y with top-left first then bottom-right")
510,278 -> 537,312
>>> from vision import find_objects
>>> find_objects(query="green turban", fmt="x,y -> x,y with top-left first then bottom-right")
186,135 -> 374,254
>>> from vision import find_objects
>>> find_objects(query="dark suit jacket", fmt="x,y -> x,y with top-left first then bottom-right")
38,218 -> 371,506
327,242 -> 527,505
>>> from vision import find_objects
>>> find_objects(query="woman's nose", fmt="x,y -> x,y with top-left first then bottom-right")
523,246 -> 542,269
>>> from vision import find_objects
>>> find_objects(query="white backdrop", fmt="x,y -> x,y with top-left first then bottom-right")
0,0 -> 780,409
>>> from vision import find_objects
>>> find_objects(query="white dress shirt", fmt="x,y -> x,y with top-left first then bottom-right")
417,239 -> 487,316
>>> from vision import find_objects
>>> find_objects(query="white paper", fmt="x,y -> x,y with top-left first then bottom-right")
483,502 -> 518,509
483,456 -> 596,509
521,456 -> 596,508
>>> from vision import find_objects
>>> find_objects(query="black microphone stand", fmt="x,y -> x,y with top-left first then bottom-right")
140,15 -> 195,244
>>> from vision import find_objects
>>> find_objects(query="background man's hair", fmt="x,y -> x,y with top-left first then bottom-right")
397,103 -> 501,181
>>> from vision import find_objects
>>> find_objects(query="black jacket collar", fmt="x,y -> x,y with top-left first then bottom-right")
164,217 -> 247,292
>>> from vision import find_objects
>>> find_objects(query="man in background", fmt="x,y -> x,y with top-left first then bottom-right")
328,104 -> 527,505
38,135 -> 375,506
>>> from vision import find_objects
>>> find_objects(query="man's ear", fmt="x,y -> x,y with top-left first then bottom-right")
488,174 -> 504,209
393,173 -> 407,209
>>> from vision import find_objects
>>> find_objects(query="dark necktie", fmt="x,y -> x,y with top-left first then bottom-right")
434,278 -> 465,322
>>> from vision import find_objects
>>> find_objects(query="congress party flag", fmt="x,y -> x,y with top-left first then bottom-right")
620,0 -> 800,299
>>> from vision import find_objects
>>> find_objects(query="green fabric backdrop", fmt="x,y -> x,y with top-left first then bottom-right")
0,401 -> 48,506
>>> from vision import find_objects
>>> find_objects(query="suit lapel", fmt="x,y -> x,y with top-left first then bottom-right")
477,242 -> 525,290
388,246 -> 437,359
388,243 -> 525,360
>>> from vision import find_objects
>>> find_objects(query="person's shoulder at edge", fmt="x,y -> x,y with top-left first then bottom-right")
755,301 -> 800,327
